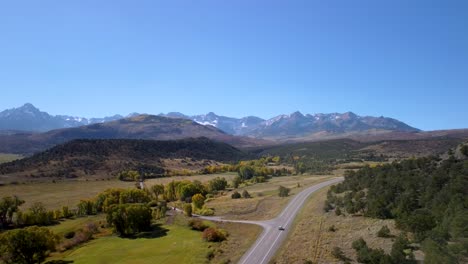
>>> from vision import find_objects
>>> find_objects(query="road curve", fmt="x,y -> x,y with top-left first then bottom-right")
197,177 -> 344,264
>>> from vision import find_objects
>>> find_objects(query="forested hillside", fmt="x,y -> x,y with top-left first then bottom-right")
326,147 -> 468,263
0,138 -> 248,181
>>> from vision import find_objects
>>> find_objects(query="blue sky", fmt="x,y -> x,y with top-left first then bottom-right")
0,0 -> 467,130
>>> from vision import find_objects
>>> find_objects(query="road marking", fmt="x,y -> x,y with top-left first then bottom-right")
239,227 -> 270,264
259,231 -> 282,264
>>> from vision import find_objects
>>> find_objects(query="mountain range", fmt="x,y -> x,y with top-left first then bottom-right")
0,104 -> 419,138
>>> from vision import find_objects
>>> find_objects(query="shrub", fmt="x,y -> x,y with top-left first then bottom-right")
335,207 -> 342,216
231,191 -> 241,199
188,219 -> 210,231
202,227 -> 227,242
196,207 -> 215,216
192,193 -> 205,209
331,247 -> 348,261
328,225 -> 337,232
278,186 -> 290,197
377,225 -> 391,238
64,231 -> 75,239
242,190 -> 251,198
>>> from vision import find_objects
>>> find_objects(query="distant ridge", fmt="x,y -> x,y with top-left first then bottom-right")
0,104 -> 419,138
0,114 -> 268,155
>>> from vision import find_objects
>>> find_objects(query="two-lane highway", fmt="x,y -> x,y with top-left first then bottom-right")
198,177 -> 343,264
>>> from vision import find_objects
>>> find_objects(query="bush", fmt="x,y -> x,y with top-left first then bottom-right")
377,225 -> 391,238
278,186 -> 290,197
331,247 -> 348,261
58,224 -> 98,252
242,190 -> 251,198
328,225 -> 337,232
202,227 -> 227,242
64,231 -> 75,239
192,193 -> 205,209
231,191 -> 241,199
335,207 -> 342,216
195,207 -> 215,216
188,219 -> 210,231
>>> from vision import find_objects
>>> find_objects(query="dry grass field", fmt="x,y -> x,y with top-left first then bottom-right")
0,173 -> 236,210
274,187 -> 402,264
206,175 -> 336,221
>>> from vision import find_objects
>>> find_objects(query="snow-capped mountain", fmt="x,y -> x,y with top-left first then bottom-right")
250,111 -> 419,138
0,104 -> 420,138
0,104 -> 125,132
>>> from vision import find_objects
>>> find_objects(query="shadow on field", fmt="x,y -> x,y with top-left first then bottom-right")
126,224 -> 169,239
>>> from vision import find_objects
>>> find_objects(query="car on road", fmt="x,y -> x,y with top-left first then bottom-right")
278,226 -> 285,231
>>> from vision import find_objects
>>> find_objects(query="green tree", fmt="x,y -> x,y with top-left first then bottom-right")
278,186 -> 290,197
0,195 -> 24,229
0,226 -> 58,264
391,235 -> 415,264
192,194 -> 205,209
421,239 -> 456,264
106,204 -> 152,236
238,166 -> 254,180
119,189 -> 150,204
207,177 -> 228,193
150,184 -> 165,201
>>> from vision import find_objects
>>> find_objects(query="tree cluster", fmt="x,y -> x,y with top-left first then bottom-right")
326,156 -> 468,262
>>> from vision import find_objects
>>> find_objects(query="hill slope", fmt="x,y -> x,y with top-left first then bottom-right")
0,137 -> 247,182
0,115 -> 266,154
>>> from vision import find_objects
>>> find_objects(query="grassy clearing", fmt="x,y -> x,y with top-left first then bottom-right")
274,187 -> 400,264
57,224 -> 210,264
47,212 -> 261,264
0,153 -> 22,164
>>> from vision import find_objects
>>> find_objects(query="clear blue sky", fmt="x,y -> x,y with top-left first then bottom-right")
1,0 -> 467,131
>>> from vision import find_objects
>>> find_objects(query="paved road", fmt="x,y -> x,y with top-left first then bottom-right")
198,177 -> 344,264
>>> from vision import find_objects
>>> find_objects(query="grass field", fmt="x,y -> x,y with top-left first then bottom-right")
0,153 -> 22,164
0,180 -> 136,209
206,174 -> 336,220
57,224 -> 211,264
47,213 -> 261,264
0,173 -> 236,210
